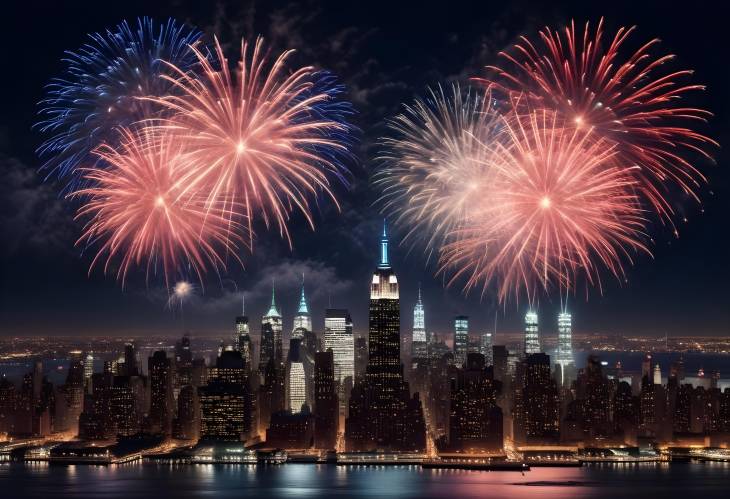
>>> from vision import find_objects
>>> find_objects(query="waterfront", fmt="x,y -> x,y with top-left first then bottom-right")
1,462 -> 730,498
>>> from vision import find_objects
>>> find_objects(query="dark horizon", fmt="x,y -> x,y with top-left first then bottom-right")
1,0 -> 729,338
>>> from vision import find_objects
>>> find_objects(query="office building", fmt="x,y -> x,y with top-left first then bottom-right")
524,310 -> 539,355
453,316 -> 469,367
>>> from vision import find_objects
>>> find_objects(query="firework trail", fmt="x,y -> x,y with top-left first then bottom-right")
439,102 -> 650,303
145,37 -> 353,248
479,18 -> 717,223
71,127 -> 245,288
375,85 -> 502,261
35,17 -> 203,189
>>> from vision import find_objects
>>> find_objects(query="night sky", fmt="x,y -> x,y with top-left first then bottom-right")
1,0 -> 728,339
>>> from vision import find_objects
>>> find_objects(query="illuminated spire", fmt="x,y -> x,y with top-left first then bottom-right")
379,219 -> 390,269
413,282 -> 425,343
297,273 -> 309,314
266,279 -> 280,318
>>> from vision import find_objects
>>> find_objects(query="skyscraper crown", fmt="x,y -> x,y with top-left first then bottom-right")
265,280 -> 280,318
379,219 -> 390,269
297,274 -> 309,315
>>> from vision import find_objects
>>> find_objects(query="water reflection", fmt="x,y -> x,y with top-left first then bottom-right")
1,462 -> 730,498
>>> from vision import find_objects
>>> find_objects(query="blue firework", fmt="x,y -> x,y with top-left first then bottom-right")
35,17 -> 203,189
294,71 -> 358,187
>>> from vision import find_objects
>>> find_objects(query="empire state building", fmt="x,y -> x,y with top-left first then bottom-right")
345,221 -> 426,452
368,223 -> 401,375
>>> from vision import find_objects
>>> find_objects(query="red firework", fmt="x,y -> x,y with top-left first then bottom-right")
71,127 -> 245,288
479,18 -> 717,222
145,37 -> 350,248
439,103 -> 650,303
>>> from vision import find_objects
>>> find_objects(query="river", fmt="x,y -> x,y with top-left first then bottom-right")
1,461 -> 729,498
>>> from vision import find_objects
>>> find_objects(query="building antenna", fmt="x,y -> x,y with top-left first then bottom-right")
242,293 -> 245,315
493,310 -> 498,341
328,292 -> 332,309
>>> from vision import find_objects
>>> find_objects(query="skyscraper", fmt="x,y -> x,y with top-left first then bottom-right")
292,275 -> 312,339
324,309 -> 354,386
556,311 -> 573,383
346,221 -> 426,452
354,336 -> 368,381
523,353 -> 559,443
123,342 -> 139,376
148,350 -> 173,436
411,285 -> 427,361
524,310 -> 540,355
173,384 -> 199,440
84,352 -> 94,388
200,351 -> 251,441
259,283 -> 283,373
235,295 -> 253,368
314,350 -> 338,449
453,316 -> 469,367
288,362 -> 306,413
287,339 -> 307,413
580,355 -> 611,438
480,331 -> 493,366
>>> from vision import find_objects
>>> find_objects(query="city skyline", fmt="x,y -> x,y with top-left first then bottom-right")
3,2 -> 730,497
2,221 -> 729,459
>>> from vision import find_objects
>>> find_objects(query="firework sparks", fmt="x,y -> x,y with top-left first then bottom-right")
145,36 -> 353,248
439,104 -> 650,302
479,18 -> 717,222
35,17 -> 203,189
71,127 -> 245,288
377,89 -> 648,302
167,280 -> 195,309
375,85 -> 502,261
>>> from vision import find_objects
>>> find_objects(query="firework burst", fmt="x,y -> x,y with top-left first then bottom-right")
71,127 -> 245,288
35,17 -> 203,189
167,280 -> 195,309
439,103 -> 650,303
375,85 -> 502,261
145,36 -> 353,248
479,18 -> 717,221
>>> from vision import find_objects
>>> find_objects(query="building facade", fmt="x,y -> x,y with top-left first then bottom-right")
524,310 -> 540,355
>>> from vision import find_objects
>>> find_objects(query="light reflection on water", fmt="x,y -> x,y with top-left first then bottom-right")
1,462 -> 729,498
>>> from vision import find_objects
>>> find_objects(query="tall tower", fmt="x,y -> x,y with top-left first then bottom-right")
84,352 -> 94,382
524,310 -> 540,355
324,309 -> 354,386
453,316 -> 469,366
411,285 -> 427,360
148,350 -> 173,435
235,295 -> 253,368
556,310 -> 573,382
368,221 -> 401,374
314,350 -> 338,449
345,221 -> 426,452
480,331 -> 493,366
287,339 -> 307,413
260,282 -> 283,372
292,275 -> 312,339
